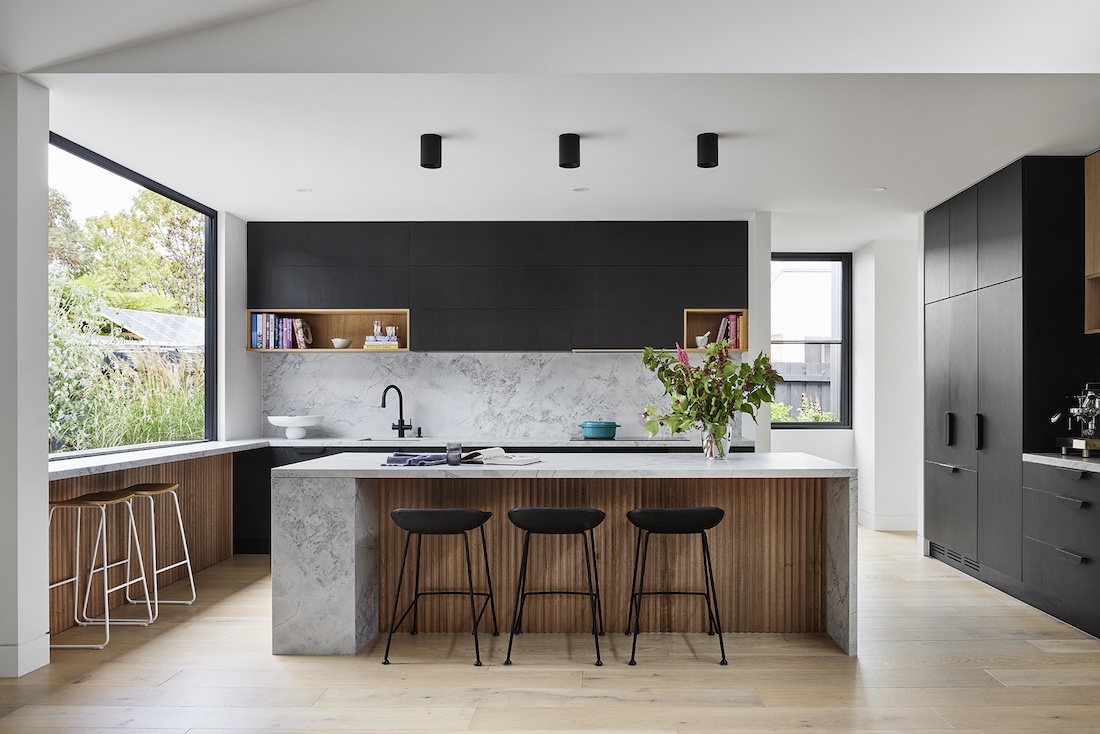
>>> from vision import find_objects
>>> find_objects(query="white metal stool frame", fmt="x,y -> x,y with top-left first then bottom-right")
123,483 -> 196,621
48,491 -> 154,650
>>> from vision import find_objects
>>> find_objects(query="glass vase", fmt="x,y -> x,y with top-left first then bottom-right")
701,422 -> 731,460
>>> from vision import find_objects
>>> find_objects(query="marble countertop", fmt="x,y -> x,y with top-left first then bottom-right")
1023,452 -> 1100,473
49,435 -> 751,480
271,450 -> 855,479
48,440 -> 269,481
266,436 -> 726,448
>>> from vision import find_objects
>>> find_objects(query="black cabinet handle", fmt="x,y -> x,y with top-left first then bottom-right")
937,463 -> 959,474
1055,547 -> 1086,565
1055,495 -> 1087,510
975,413 -> 983,451
944,412 -> 954,446
1056,468 -> 1086,481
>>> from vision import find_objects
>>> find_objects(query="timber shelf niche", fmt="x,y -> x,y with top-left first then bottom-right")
247,308 -> 410,352
1086,152 -> 1100,334
684,308 -> 748,353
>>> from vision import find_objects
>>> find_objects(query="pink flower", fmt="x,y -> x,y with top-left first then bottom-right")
675,343 -> 690,367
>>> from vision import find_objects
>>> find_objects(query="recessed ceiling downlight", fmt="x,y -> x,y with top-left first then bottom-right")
296,187 -> 313,193
868,186 -> 887,192
573,187 -> 589,192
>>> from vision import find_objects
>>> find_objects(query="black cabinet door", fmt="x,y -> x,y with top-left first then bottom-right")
949,186 -> 978,296
925,202 -> 950,304
976,279 -> 1024,577
247,222 -> 410,309
978,161 -> 1023,288
232,448 -> 274,554
925,292 -> 977,470
924,298 -> 951,465
925,462 -> 978,559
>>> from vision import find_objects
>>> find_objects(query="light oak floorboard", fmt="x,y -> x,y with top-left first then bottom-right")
4,528 -> 1100,733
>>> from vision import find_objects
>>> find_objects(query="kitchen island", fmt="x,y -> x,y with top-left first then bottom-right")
270,452 -> 857,656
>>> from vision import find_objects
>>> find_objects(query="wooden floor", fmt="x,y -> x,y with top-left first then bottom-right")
4,527 -> 1100,732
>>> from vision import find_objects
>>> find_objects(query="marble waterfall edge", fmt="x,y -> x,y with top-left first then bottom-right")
262,351 -> 743,440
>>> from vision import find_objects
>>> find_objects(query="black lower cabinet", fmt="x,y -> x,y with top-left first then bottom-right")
1022,537 -> 1100,619
924,461 -> 977,562
232,448 -> 275,554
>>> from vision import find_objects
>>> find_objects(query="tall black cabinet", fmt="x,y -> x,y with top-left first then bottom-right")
924,157 -> 1091,582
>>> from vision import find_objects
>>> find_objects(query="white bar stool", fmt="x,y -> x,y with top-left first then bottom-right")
123,482 -> 196,620
48,489 -> 153,649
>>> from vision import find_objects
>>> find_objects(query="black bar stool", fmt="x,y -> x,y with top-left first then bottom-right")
382,508 -> 498,666
504,507 -> 606,666
625,507 -> 727,665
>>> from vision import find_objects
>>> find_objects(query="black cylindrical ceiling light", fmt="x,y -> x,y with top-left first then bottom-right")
559,133 -> 580,168
697,132 -> 718,168
420,133 -> 441,169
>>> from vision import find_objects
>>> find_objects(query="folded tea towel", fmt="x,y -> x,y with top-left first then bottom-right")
385,452 -> 447,466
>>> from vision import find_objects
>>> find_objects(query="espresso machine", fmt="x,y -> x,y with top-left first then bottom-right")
1051,382 -> 1100,457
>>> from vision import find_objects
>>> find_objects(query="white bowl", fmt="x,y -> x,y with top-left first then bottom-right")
331,338 -> 352,349
267,415 -> 324,439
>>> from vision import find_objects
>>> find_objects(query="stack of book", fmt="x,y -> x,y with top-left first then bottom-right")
728,313 -> 742,349
362,335 -> 400,350
251,314 -> 311,350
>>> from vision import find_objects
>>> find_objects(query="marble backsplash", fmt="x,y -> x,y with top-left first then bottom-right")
262,351 -> 742,441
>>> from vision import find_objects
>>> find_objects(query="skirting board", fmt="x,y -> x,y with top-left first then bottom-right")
858,509 -> 917,532
0,633 -> 50,678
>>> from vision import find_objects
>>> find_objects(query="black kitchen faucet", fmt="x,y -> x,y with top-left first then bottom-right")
381,384 -> 412,438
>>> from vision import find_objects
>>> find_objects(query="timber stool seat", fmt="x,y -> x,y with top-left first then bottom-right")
625,507 -> 727,666
504,507 -> 606,667
122,482 -> 196,620
382,508 -> 498,666
48,489 -> 153,649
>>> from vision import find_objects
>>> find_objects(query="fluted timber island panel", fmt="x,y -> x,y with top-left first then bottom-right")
377,477 -> 826,635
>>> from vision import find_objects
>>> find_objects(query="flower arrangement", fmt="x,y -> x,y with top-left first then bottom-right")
641,340 -> 782,458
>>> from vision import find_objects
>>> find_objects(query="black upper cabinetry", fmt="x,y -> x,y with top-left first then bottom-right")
248,220 -> 748,352
248,222 -> 410,308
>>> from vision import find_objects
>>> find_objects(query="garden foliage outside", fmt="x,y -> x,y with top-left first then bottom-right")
49,187 -> 206,453
770,393 -> 839,423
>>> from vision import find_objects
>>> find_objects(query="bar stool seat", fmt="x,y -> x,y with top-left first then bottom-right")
504,507 -> 606,666
121,482 -> 196,620
383,508 -> 498,666
48,490 -> 153,650
625,507 -> 727,666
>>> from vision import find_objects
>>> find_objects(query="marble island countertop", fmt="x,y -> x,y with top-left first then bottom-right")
265,435 -> 718,448
271,450 -> 856,480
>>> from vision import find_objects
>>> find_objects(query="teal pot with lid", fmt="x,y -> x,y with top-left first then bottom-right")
579,421 -> 621,439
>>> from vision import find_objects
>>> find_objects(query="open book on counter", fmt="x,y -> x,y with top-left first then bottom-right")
463,447 -> 541,465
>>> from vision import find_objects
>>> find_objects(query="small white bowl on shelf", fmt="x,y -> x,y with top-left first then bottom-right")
331,338 -> 352,349
267,415 -> 324,439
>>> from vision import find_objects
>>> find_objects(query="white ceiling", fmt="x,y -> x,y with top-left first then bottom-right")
6,0 -> 1100,251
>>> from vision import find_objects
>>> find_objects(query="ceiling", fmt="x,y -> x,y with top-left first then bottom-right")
6,0 -> 1100,251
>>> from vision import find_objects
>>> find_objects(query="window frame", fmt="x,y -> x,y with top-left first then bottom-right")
48,132 -> 219,453
769,252 -> 852,430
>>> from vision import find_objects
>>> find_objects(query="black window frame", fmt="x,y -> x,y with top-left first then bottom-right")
48,132 -> 218,452
769,252 -> 852,430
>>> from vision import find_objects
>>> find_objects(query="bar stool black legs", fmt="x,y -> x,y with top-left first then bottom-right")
625,507 -> 728,666
382,509 -> 498,666
504,507 -> 606,667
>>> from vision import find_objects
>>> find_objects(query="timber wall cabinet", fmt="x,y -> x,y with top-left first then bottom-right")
924,156 -> 1100,631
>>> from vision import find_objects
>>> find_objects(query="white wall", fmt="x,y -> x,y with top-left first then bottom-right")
772,429 -> 855,466
746,212 -> 772,451
0,74 -> 50,677
217,212 -> 261,439
853,239 -> 921,531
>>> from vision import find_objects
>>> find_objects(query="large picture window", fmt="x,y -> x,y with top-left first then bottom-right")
48,134 -> 216,455
770,253 -> 852,428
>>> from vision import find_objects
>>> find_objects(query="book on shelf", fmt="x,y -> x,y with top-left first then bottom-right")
715,314 -> 728,343
729,313 -> 741,349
